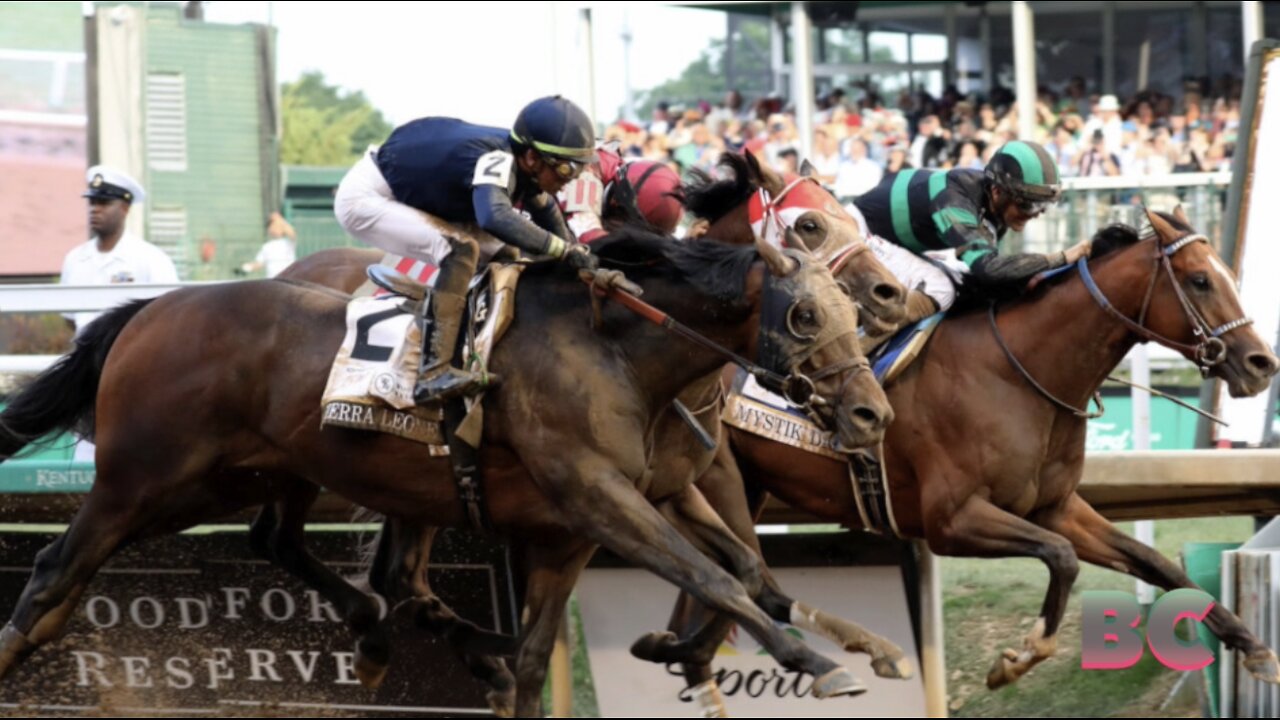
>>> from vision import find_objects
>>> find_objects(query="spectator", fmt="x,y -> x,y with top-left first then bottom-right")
1083,94 -> 1123,154
62,165 -> 178,334
1077,130 -> 1122,177
909,114 -> 952,169
238,212 -> 298,278
885,145 -> 912,174
834,137 -> 883,199
809,127 -> 841,184
61,165 -> 178,462
1045,124 -> 1078,177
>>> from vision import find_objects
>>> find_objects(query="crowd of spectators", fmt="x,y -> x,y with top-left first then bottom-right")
606,74 -> 1243,201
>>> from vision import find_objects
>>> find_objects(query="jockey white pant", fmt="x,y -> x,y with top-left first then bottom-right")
845,203 -> 960,312
335,149 -> 504,265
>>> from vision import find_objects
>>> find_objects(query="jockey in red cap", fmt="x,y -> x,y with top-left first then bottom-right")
559,147 -> 685,242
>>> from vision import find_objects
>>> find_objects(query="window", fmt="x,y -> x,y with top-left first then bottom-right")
146,73 -> 187,172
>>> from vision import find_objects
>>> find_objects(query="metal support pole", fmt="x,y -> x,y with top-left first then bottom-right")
1012,1 -> 1037,141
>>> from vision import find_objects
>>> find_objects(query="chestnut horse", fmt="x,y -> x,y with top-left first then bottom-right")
642,209 -> 1280,707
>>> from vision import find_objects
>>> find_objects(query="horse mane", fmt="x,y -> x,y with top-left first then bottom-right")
949,216 -> 1171,313
684,153 -> 756,224
595,227 -> 759,303
521,225 -> 758,305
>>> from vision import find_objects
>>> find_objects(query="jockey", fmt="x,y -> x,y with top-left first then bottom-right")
334,95 -> 597,404
848,140 -> 1092,327
559,147 -> 685,241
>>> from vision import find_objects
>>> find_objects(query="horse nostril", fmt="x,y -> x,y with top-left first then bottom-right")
852,406 -> 881,429
872,282 -> 904,304
1246,352 -> 1280,378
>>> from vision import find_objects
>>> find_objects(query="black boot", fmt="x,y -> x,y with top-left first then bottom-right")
413,237 -> 488,404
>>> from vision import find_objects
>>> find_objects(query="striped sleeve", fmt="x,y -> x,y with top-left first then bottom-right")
929,193 -> 995,267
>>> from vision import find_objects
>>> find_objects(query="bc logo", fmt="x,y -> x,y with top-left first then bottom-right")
1080,589 -> 1216,671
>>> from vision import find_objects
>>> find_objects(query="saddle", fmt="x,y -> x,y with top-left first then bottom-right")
320,261 -> 524,530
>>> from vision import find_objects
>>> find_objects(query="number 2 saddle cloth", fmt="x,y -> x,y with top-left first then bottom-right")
319,252 -> 523,456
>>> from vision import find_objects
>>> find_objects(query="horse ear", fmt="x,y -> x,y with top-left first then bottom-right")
1145,207 -> 1179,241
799,159 -> 819,178
743,151 -> 765,183
1172,204 -> 1190,226
756,235 -> 798,277
745,150 -> 785,194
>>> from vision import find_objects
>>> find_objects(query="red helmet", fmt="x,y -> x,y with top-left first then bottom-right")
619,161 -> 684,234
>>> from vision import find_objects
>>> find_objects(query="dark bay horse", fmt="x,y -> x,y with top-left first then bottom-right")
642,208 -> 1280,704
0,231 -> 891,716
258,152 -> 912,704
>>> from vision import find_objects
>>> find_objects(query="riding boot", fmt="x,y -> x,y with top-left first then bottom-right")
413,237 -> 490,404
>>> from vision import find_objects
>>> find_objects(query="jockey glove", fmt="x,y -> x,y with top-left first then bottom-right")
562,243 -> 599,272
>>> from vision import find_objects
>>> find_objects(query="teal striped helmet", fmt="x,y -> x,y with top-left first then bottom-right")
985,140 -> 1062,204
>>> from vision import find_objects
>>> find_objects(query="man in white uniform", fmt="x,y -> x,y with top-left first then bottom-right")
61,165 -> 178,332
60,165 -> 178,461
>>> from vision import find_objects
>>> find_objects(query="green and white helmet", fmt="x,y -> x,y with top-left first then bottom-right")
984,140 -> 1063,209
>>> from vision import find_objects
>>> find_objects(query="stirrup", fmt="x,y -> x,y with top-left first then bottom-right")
413,367 -> 486,404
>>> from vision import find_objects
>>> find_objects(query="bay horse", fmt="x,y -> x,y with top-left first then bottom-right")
254,151 -> 914,703
0,230 -> 891,716
639,208 -> 1280,705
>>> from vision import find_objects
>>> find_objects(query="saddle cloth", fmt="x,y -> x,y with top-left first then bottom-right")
320,263 -> 524,451
721,314 -> 945,537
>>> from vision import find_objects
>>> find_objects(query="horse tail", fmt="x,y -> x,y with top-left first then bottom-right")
0,298 -> 155,459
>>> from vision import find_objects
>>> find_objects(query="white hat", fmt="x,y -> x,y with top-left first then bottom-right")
83,165 -> 146,204
1097,95 -> 1120,112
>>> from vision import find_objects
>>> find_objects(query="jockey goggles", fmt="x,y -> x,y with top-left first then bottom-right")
541,152 -> 587,180
1014,196 -> 1055,216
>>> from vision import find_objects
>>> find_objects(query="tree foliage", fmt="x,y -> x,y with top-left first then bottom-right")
280,71 -> 392,166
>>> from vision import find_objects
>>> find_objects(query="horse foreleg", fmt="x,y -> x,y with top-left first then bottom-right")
251,483 -> 392,689
635,449 -> 911,702
556,464 -> 862,700
1047,493 -> 1280,684
926,494 -> 1080,689
513,539 -> 595,718
377,520 -> 516,716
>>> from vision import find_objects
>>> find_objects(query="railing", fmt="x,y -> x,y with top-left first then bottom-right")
0,282 -> 217,374
1011,171 -> 1233,254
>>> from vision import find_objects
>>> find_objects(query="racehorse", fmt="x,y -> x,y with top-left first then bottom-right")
260,151 -> 914,701
639,207 -> 1280,701
0,229 -> 891,716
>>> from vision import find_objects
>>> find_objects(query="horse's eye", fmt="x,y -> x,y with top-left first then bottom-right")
1190,273 -> 1211,291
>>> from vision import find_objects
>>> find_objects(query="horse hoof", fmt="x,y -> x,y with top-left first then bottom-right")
630,630 -> 680,663
486,688 -> 516,718
0,624 -> 35,680
354,643 -> 390,689
986,653 -> 1018,690
811,667 -> 867,698
1245,648 -> 1280,684
872,654 -> 915,680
